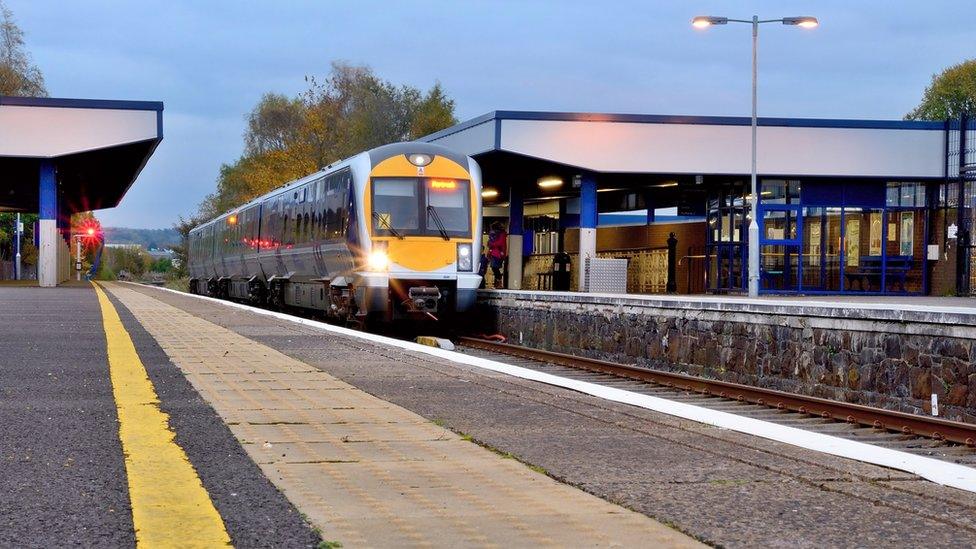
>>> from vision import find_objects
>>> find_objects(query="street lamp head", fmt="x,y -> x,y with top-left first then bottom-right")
782,16 -> 818,28
691,15 -> 728,28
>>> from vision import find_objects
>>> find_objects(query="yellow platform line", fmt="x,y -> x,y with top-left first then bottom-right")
93,282 -> 231,548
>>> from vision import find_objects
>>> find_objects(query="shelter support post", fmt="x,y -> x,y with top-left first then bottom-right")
579,175 -> 597,290
507,185 -> 524,290
644,191 -> 655,224
38,160 -> 58,287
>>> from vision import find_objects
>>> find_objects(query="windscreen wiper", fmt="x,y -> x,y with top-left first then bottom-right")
426,205 -> 450,240
372,211 -> 404,239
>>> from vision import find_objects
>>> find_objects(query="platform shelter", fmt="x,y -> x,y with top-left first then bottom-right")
423,111 -> 976,297
0,96 -> 163,286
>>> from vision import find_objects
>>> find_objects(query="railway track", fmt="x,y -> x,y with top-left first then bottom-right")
457,337 -> 976,465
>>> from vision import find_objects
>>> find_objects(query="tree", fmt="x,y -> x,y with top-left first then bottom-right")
192,62 -> 458,222
410,82 -> 457,139
906,59 -> 976,121
150,257 -> 173,273
102,246 -> 150,279
0,212 -> 37,262
0,1 -> 46,97
244,93 -> 307,156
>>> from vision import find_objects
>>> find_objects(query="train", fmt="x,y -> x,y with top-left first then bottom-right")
187,142 -> 483,325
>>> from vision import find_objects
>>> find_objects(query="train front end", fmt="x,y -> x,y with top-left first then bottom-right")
356,143 -> 482,322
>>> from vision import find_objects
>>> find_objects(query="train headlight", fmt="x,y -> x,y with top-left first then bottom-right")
457,243 -> 473,272
367,249 -> 390,271
406,153 -> 433,167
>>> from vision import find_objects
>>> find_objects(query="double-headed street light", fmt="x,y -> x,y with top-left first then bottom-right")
692,15 -> 818,297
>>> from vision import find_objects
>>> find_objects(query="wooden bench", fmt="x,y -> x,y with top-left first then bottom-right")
844,255 -> 912,291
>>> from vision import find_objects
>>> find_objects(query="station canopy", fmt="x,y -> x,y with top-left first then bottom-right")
422,111 -> 945,210
0,96 -> 163,215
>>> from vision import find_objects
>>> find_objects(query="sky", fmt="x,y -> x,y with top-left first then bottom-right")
7,1 -> 974,228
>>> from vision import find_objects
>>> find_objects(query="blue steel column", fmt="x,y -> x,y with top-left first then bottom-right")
38,160 -> 58,287
644,190 -> 656,224
506,184 -> 524,289
579,175 -> 598,290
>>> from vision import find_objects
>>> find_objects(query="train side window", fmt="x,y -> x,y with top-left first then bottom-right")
293,209 -> 300,244
336,177 -> 349,237
325,176 -> 339,238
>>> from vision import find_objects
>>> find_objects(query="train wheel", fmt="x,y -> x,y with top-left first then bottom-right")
269,281 -> 285,311
249,281 -> 267,306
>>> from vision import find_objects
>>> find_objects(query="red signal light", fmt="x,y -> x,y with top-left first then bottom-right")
86,227 -> 95,236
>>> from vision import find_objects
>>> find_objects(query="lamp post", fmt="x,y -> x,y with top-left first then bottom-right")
14,213 -> 22,280
692,15 -> 818,297
75,234 -> 83,282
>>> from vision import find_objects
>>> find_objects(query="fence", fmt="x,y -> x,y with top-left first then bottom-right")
0,260 -> 37,280
596,247 -> 669,294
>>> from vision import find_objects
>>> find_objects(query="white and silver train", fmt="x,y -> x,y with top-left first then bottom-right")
187,142 -> 483,324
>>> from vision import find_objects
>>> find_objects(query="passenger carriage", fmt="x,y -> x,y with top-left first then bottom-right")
187,142 -> 483,324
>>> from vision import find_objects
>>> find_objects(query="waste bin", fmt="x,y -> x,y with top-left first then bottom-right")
552,252 -> 571,291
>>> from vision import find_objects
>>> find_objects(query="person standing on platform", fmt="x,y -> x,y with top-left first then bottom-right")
487,221 -> 508,289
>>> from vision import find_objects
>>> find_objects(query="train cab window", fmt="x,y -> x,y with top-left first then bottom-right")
373,178 -> 420,233
426,179 -> 470,235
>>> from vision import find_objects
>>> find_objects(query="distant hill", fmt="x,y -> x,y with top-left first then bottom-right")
102,227 -> 180,249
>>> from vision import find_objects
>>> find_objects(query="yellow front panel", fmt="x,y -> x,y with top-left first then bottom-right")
365,152 -> 478,273
386,239 -> 458,271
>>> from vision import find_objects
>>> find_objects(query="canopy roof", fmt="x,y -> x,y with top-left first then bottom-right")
0,96 -> 163,213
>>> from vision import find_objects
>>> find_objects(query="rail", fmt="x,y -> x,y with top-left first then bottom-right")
458,337 -> 976,447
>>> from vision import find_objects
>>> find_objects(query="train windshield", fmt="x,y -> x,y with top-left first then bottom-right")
373,178 -> 420,232
372,178 -> 471,237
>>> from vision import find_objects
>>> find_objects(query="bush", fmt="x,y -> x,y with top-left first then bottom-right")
98,265 -> 116,281
164,276 -> 189,292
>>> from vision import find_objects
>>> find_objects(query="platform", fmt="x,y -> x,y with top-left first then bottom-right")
0,282 -> 698,547
112,283 -> 976,546
4,281 -> 976,546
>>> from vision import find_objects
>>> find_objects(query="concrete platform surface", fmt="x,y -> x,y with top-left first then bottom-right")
102,282 -> 701,547
118,282 -> 976,548
0,284 -> 322,548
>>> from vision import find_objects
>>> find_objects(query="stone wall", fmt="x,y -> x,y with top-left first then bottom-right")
479,291 -> 976,424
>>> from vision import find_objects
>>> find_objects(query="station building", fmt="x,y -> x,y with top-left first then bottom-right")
424,111 -> 976,297
0,96 -> 163,286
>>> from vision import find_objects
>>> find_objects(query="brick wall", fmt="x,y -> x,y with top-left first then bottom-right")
562,221 -> 705,254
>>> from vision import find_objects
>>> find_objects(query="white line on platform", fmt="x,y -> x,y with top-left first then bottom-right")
138,284 -> 976,494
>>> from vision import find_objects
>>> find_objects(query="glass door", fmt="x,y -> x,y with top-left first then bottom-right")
758,205 -> 801,292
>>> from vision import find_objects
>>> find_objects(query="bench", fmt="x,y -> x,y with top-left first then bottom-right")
844,255 -> 912,291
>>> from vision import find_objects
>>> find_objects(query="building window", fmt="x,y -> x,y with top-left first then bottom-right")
886,181 -> 927,208
761,179 -> 801,205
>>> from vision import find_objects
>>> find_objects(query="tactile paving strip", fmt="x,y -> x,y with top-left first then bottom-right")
104,283 -> 702,548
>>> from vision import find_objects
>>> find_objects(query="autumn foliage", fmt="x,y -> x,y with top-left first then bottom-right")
193,62 -> 458,220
